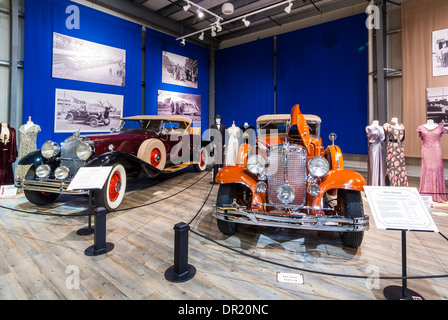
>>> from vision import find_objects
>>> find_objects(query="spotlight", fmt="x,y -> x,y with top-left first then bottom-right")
284,1 -> 293,13
199,32 -> 204,40
180,38 -> 186,46
216,22 -> 222,32
197,9 -> 204,18
211,26 -> 216,37
242,17 -> 250,27
183,1 -> 191,11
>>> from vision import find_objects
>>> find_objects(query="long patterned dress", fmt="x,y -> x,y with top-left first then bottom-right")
417,124 -> 446,202
383,122 -> 408,187
16,123 -> 41,180
366,125 -> 386,186
0,124 -> 18,186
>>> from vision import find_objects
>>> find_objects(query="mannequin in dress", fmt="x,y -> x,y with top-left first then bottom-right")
417,119 -> 446,202
366,120 -> 385,186
383,118 -> 408,187
0,123 -> 18,186
225,121 -> 241,166
16,117 -> 41,180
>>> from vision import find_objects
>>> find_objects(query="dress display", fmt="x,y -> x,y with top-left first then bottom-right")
366,122 -> 385,186
16,119 -> 41,180
225,123 -> 241,166
383,120 -> 408,187
0,123 -> 18,186
417,123 -> 446,202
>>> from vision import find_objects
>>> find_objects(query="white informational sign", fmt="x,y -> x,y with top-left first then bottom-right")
67,167 -> 113,191
276,272 -> 304,285
364,186 -> 438,232
0,185 -> 18,198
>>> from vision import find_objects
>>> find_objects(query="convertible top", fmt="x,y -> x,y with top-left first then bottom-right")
121,115 -> 192,124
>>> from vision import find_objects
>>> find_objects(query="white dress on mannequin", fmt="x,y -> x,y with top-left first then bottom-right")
225,122 -> 241,166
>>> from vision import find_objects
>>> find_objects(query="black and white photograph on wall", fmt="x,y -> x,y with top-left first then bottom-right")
162,51 -> 198,89
157,90 -> 201,124
54,88 -> 123,133
432,28 -> 448,77
426,86 -> 448,129
52,33 -> 126,86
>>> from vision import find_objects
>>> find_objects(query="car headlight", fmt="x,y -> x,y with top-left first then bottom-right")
308,183 -> 320,196
35,164 -> 51,178
54,166 -> 70,180
277,184 -> 295,204
41,141 -> 60,159
256,181 -> 267,193
76,142 -> 94,160
247,155 -> 266,174
308,156 -> 329,177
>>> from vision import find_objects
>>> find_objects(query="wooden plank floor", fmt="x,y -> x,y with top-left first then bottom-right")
0,167 -> 448,300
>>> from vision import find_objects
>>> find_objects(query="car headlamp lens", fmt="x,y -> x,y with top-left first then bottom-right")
76,142 -> 94,160
256,181 -> 267,193
308,156 -> 329,177
36,164 -> 51,178
308,183 -> 320,196
247,155 -> 266,174
54,166 -> 70,180
41,141 -> 60,159
277,184 -> 295,204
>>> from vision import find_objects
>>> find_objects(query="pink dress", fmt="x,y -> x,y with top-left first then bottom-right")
417,124 -> 446,202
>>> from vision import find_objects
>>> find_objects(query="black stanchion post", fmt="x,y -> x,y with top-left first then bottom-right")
77,190 -> 94,235
84,207 -> 114,256
165,222 -> 196,283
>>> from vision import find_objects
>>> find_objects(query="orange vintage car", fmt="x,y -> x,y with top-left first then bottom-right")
213,104 -> 369,248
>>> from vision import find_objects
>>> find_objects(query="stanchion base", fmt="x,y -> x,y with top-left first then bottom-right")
84,243 -> 114,256
76,226 -> 94,236
164,265 -> 196,283
383,285 -> 425,300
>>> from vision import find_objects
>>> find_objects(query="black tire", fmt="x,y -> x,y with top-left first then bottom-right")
95,164 -> 127,211
216,184 -> 238,235
23,166 -> 59,205
89,117 -> 99,128
338,189 -> 364,248
67,114 -> 74,124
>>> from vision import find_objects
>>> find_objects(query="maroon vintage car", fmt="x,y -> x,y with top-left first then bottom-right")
15,115 -> 208,211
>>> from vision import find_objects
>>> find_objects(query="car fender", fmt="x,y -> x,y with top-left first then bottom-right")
215,166 -> 266,206
310,169 -> 366,207
86,151 -> 161,177
17,150 -> 51,167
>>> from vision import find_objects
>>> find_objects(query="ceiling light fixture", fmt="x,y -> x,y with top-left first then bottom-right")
242,17 -> 250,27
180,38 -> 186,46
199,32 -> 204,40
183,1 -> 191,11
285,1 -> 293,13
197,9 -> 204,18
211,26 -> 216,37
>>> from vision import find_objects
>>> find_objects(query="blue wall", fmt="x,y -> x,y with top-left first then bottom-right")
215,37 -> 275,130
277,14 -> 368,154
145,29 -> 209,131
215,14 -> 368,154
24,0 -> 142,147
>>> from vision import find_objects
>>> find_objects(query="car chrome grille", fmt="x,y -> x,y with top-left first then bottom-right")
60,136 -> 86,177
266,144 -> 307,207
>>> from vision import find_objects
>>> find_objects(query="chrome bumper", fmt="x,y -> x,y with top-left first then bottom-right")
14,178 -> 87,195
213,203 -> 369,232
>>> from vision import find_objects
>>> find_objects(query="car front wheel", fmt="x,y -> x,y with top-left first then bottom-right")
23,166 -> 59,205
216,183 -> 238,235
96,164 -> 127,211
338,189 -> 364,248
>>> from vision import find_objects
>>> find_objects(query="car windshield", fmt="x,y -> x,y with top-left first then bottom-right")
307,121 -> 321,139
257,120 -> 288,136
120,119 -> 189,132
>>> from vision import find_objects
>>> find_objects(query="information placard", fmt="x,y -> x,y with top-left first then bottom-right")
67,167 -> 112,191
363,186 -> 438,232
